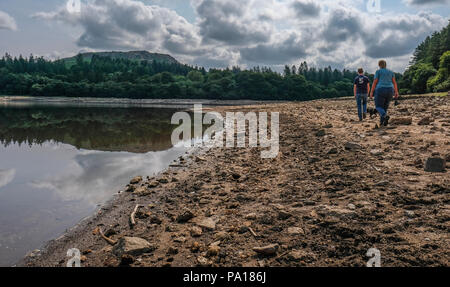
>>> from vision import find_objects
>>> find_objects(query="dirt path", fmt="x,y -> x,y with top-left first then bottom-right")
23,95 -> 449,267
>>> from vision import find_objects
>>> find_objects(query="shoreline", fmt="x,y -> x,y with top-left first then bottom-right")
22,95 -> 449,267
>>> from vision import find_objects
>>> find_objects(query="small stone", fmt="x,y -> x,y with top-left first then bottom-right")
244,213 -> 258,220
347,203 -> 356,210
176,210 -> 194,223
424,157 -> 446,172
253,244 -> 279,256
287,227 -> 304,235
405,210 -> 415,218
112,237 -> 155,257
173,236 -> 187,243
119,254 -> 134,266
345,142 -> 362,151
167,247 -> 178,255
190,226 -> 203,237
195,217 -> 216,230
370,149 -> 383,156
197,256 -> 212,267
418,117 -> 433,126
130,176 -> 143,184
390,117 -> 412,125
207,245 -> 220,257
191,242 -> 200,253
278,210 -> 292,220
80,255 -> 87,263
158,178 -> 169,184
315,130 -> 326,137
327,148 -> 338,155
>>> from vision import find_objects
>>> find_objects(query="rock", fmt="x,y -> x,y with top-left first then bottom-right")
424,157 -> 446,172
315,130 -> 326,137
207,245 -> 220,257
347,204 -> 356,210
214,231 -> 231,241
112,237 -> 155,257
370,149 -> 383,156
307,156 -> 320,163
148,181 -> 159,188
150,215 -> 162,225
125,185 -> 135,192
173,236 -> 187,243
244,213 -> 258,220
231,173 -> 241,180
418,117 -> 433,126
287,227 -> 304,235
327,148 -> 338,155
176,210 -> 194,223
345,142 -> 362,151
445,153 -> 450,162
190,226 -> 203,237
287,250 -> 317,262
316,205 -> 356,219
405,210 -> 415,218
197,256 -> 212,267
195,217 -> 217,230
390,117 -> 412,125
130,176 -> 143,184
119,254 -> 134,266
158,178 -> 169,184
167,247 -> 178,255
278,210 -> 292,220
253,244 -> 279,256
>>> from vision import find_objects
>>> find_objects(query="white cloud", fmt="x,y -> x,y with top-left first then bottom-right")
33,0 -> 448,72
0,169 -> 16,189
0,10 -> 17,31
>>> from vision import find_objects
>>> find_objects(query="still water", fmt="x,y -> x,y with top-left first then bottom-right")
0,102 -> 192,266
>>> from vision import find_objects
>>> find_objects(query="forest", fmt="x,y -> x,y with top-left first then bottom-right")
0,21 -> 448,101
400,21 -> 450,94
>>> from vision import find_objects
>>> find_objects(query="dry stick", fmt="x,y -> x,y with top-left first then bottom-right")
99,229 -> 117,245
248,227 -> 258,238
130,204 -> 141,227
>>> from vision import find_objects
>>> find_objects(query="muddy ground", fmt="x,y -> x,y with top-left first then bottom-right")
22,95 -> 449,267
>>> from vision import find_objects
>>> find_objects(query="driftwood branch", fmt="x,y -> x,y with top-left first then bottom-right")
99,229 -> 117,245
249,227 -> 258,238
129,204 -> 141,228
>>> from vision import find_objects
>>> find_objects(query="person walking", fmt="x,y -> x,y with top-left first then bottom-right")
353,68 -> 370,121
370,60 -> 399,126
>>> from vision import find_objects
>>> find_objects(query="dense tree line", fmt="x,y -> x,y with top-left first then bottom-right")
400,21 -> 450,94
0,52 -> 368,101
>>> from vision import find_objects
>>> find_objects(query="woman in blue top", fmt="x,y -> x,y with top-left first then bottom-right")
370,60 -> 399,126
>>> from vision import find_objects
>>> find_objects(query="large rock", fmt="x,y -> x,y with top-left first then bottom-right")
424,157 -> 446,172
112,237 -> 155,257
390,117 -> 412,125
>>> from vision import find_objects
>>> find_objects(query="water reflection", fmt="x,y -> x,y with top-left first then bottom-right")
0,105 -> 190,266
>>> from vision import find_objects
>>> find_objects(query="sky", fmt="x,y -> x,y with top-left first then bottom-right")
0,0 -> 449,73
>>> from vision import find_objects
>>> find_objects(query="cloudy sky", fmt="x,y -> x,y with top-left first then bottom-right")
0,0 -> 449,73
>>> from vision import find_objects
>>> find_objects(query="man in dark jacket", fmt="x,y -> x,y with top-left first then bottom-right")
354,68 -> 371,121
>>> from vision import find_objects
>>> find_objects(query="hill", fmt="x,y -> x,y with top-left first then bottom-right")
62,51 -> 179,67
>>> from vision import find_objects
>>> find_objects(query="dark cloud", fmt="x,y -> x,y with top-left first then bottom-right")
194,0 -> 270,46
240,33 -> 308,65
291,0 -> 321,18
321,9 -> 362,43
404,0 -> 450,6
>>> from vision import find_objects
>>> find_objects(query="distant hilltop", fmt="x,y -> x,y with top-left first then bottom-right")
61,50 -> 179,65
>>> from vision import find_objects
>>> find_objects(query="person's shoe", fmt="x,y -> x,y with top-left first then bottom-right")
383,115 -> 390,126
363,113 -> 367,119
